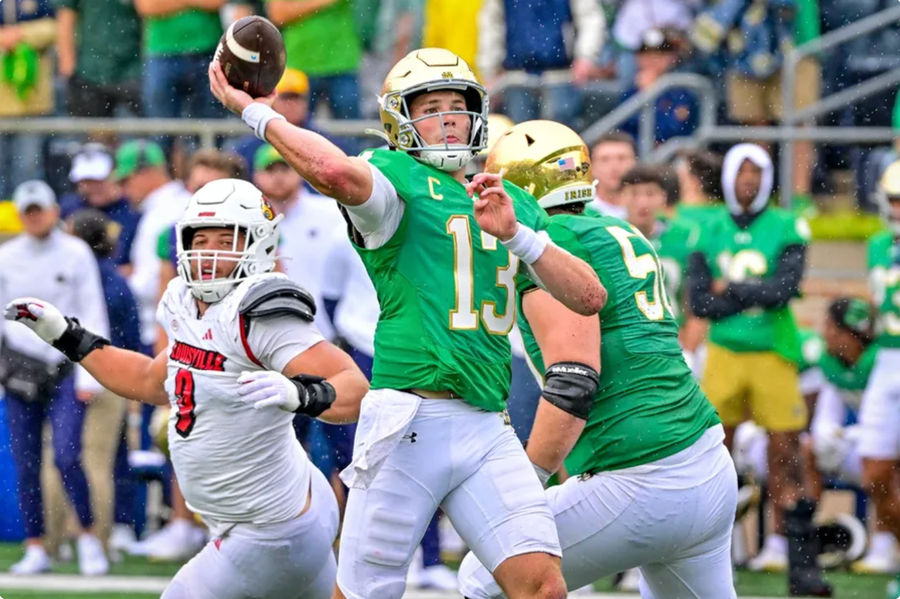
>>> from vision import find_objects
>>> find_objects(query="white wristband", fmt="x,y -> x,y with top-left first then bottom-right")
241,103 -> 286,140
501,224 -> 548,265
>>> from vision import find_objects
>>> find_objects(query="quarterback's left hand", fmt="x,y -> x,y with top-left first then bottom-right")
237,370 -> 300,412
467,172 -> 518,241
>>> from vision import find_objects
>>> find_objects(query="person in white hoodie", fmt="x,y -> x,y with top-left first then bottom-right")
687,143 -> 830,596
0,180 -> 110,576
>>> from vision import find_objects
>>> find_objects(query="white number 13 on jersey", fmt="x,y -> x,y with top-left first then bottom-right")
447,215 -> 518,334
607,225 -> 675,321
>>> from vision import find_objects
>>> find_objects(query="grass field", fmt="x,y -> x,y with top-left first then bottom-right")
0,543 -> 894,598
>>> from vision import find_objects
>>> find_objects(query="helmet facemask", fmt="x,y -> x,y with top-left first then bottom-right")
381,80 -> 489,172
175,178 -> 283,304
177,221 -> 279,304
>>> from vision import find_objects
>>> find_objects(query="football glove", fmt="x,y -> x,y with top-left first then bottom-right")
4,297 -> 109,362
237,370 -> 335,417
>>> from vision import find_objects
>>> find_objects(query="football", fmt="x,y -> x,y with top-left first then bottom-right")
214,16 -> 286,98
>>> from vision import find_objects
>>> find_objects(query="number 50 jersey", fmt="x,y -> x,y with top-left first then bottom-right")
517,213 -> 720,477
156,274 -> 322,534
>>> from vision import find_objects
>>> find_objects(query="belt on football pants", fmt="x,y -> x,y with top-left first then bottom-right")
405,388 -> 461,400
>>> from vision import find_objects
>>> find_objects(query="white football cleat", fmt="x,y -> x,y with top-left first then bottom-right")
128,518 -> 205,561
10,545 -> 51,574
107,524 -> 137,563
747,535 -> 788,572
77,533 -> 109,576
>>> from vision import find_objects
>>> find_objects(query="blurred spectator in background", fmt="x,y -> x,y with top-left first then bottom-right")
423,0 -> 475,73
0,0 -> 57,199
227,0 -> 262,20
252,144 -> 343,339
0,181 -> 109,576
46,209 -> 141,562
267,0 -> 362,119
55,0 -> 142,117
585,131 -> 637,219
230,68 -> 355,174
115,140 -> 190,352
58,144 -> 140,271
134,0 -> 224,123
358,0 -> 423,119
826,0 -> 900,211
477,0 -> 606,127
610,0 -> 698,88
621,27 -> 699,145
692,0 -> 821,207
675,148 -> 723,212
156,148 -> 248,297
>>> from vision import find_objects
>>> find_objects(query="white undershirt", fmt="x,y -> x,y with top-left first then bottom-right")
342,163 -> 405,249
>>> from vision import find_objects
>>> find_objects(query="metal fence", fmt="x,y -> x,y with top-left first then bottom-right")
1,4 -> 899,207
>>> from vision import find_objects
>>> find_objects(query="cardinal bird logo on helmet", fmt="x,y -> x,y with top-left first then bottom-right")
261,196 -> 276,221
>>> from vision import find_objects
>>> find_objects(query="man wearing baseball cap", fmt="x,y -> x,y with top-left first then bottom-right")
60,145 -> 140,270
231,68 -> 354,175
0,180 -> 110,576
115,139 -> 190,351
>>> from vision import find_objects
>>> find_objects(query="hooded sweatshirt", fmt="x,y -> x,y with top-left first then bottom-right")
687,144 -> 809,359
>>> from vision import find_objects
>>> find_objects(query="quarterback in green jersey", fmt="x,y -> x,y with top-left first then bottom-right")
688,143 -> 831,595
458,120 -> 735,598
210,48 -> 607,599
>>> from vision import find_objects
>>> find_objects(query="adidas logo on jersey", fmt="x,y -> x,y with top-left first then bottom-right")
203,329 -> 213,341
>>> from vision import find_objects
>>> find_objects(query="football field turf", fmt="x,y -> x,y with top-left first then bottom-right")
0,544 -> 892,598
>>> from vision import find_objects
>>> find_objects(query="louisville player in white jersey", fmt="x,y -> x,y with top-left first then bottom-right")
4,179 -> 369,599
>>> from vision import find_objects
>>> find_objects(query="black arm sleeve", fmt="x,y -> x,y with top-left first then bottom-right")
725,244 -> 806,309
687,251 -> 746,320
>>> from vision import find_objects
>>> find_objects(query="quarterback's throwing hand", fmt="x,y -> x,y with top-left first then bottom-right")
467,172 -> 518,241
3,297 -> 67,343
208,61 -> 274,116
237,370 -> 301,412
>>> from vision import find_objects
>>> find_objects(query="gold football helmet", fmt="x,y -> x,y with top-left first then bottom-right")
379,48 -> 488,172
479,113 -> 515,156
878,160 -> 900,234
486,120 -> 593,209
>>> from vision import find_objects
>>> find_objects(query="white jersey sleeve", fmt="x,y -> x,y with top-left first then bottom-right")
246,315 -> 325,374
342,163 -> 404,250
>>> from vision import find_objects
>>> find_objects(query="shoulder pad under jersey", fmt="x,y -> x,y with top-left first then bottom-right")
238,277 -> 316,322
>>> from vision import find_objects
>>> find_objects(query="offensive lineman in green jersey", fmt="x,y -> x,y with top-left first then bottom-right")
861,163 -> 900,597
209,48 -> 606,599
458,120 -> 736,598
687,143 -> 830,596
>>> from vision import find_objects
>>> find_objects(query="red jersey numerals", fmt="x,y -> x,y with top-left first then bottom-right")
174,368 -> 197,438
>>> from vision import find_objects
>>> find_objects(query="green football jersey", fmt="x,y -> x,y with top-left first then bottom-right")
675,203 -> 724,229
819,345 -> 876,412
354,149 -> 548,412
693,207 -> 810,361
867,230 -> 900,348
518,213 -> 720,475
654,217 -> 700,326
796,328 -> 825,373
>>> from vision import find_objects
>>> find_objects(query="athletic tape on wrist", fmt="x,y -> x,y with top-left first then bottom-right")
241,103 -> 286,141
500,224 -> 548,265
